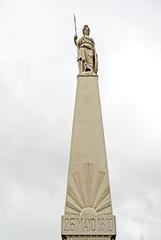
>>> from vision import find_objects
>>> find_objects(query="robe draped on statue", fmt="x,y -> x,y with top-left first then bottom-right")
77,36 -> 98,73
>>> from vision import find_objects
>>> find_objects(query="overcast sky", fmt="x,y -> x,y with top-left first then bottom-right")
0,0 -> 161,239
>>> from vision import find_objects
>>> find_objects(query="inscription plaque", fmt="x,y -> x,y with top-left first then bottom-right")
61,215 -> 116,236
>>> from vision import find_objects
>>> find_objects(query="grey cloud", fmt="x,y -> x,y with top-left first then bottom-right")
0,0 -> 161,239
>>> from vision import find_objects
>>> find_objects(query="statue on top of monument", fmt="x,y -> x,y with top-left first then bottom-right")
74,23 -> 98,75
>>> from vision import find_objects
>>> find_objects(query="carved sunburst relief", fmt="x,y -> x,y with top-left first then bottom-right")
65,162 -> 112,216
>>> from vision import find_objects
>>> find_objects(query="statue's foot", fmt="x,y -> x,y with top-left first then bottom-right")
78,70 -> 97,76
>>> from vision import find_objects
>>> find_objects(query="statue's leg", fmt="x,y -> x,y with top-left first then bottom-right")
78,60 -> 83,73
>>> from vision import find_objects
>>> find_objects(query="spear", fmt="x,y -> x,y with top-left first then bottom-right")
74,14 -> 77,36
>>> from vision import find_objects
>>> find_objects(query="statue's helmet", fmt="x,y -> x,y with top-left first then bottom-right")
82,25 -> 90,35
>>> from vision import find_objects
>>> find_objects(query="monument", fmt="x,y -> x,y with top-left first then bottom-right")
61,24 -> 116,240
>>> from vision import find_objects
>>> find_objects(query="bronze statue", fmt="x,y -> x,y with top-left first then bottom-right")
74,24 -> 98,75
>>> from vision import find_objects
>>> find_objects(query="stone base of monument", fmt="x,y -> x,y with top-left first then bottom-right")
64,238 -> 115,240
61,215 -> 116,240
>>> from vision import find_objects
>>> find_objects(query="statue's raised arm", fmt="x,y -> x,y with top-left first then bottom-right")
74,25 -> 98,75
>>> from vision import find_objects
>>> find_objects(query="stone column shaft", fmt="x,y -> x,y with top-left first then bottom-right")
61,75 -> 116,240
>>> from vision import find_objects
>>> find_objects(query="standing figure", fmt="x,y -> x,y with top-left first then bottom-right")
74,25 -> 98,75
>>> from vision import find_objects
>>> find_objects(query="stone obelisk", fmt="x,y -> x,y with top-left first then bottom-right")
61,25 -> 116,240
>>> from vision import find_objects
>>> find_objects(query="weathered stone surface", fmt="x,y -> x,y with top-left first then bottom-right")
66,238 -> 113,240
61,215 -> 116,235
74,25 -> 98,75
62,75 -> 116,239
64,75 -> 112,216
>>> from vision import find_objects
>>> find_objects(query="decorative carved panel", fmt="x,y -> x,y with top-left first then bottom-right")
66,163 -> 111,216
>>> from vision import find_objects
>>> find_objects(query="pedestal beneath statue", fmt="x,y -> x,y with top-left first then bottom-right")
61,75 -> 116,240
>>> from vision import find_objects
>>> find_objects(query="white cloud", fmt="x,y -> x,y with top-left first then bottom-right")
0,0 -> 161,239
